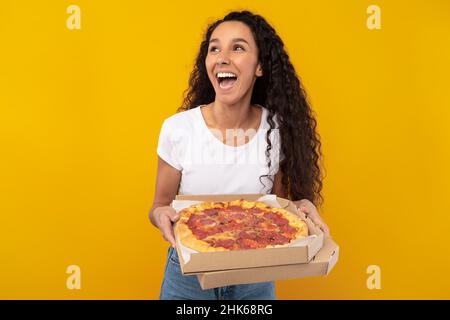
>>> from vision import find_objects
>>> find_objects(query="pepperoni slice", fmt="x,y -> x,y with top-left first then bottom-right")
188,214 -> 203,222
187,219 -> 200,228
238,231 -> 257,240
191,228 -> 209,239
268,233 -> 289,245
217,215 -> 230,224
237,238 -> 260,249
198,218 -> 215,226
263,212 -> 290,227
247,207 -> 263,214
203,208 -> 219,216
274,218 -> 289,226
249,217 -> 265,227
263,212 -> 280,220
254,236 -> 270,246
256,221 -> 278,231
218,220 -> 239,232
210,239 -> 235,249
280,224 -> 297,234
229,213 -> 246,220
259,229 -> 274,237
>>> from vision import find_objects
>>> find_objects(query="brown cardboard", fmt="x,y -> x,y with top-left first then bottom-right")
173,194 -> 324,274
196,236 -> 339,290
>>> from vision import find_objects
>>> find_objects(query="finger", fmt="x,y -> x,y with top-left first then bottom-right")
298,205 -> 310,214
299,199 -> 312,209
299,206 -> 309,212
308,215 -> 321,226
159,216 -> 177,247
170,213 -> 180,223
168,208 -> 180,222
317,223 -> 330,237
325,225 -> 331,236
309,217 -> 328,233
161,229 -> 176,248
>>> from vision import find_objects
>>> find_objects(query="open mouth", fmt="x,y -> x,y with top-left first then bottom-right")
216,72 -> 238,90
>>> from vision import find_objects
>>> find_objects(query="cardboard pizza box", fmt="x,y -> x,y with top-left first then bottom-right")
196,236 -> 339,290
173,194 -> 325,274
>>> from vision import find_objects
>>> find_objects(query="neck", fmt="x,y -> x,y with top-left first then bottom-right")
210,99 -> 255,129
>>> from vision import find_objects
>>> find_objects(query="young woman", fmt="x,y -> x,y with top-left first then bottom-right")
149,10 -> 330,300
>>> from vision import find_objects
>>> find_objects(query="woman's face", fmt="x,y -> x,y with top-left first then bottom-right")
205,21 -> 263,105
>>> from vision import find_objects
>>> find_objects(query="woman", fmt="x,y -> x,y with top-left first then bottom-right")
149,10 -> 330,300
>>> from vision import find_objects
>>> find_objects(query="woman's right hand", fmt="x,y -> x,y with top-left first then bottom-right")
154,206 -> 180,248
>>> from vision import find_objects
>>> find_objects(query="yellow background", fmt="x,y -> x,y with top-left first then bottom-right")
1,0 -> 449,299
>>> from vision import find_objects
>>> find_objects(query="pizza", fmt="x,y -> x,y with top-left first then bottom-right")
175,199 -> 308,252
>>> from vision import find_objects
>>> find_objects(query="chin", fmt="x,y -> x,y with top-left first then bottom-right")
215,88 -> 248,105
215,95 -> 242,105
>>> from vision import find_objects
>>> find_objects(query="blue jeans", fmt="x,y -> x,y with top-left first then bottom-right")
159,247 -> 276,300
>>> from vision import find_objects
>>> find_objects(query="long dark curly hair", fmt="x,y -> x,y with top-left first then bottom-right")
177,10 -> 323,206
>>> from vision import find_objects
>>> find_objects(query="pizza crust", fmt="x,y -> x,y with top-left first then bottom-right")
175,199 -> 309,252
175,221 -> 229,252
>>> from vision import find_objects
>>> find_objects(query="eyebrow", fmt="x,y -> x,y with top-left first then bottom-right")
209,38 -> 250,45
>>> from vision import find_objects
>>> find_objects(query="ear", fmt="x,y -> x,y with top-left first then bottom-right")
256,62 -> 263,77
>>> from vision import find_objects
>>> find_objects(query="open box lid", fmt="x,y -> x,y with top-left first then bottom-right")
174,194 -> 325,274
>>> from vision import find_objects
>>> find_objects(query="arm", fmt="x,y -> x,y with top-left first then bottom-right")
149,156 -> 182,246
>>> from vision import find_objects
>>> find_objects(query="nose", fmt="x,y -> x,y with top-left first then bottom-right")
216,55 -> 230,65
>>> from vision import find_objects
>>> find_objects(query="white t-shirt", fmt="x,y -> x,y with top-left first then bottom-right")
157,105 -> 283,195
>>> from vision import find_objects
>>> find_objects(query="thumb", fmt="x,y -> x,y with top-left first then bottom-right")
298,205 -> 309,214
308,214 -> 321,225
169,211 -> 180,222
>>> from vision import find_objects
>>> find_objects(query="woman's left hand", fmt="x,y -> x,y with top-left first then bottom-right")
293,199 -> 331,237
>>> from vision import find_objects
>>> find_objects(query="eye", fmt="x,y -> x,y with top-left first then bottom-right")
209,46 -> 219,53
234,45 -> 245,51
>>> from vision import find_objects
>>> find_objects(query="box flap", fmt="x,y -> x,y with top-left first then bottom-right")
326,244 -> 339,274
196,237 -> 339,290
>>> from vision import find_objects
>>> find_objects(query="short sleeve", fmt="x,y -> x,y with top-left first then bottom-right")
157,119 -> 182,171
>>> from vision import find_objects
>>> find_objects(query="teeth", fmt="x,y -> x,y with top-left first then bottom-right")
216,72 -> 237,78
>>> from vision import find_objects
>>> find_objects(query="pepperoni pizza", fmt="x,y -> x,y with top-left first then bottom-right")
175,199 -> 308,252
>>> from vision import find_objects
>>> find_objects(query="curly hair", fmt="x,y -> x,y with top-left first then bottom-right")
178,10 -> 323,206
